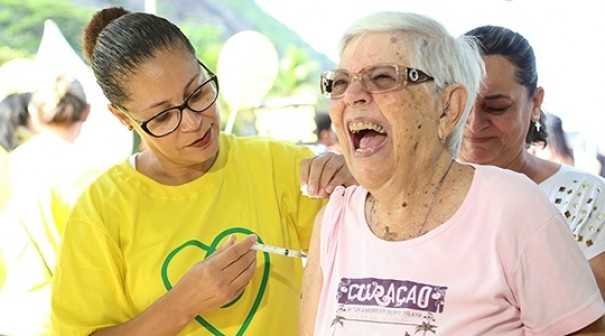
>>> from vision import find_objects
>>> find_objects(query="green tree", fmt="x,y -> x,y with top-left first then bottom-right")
270,45 -> 320,99
179,22 -> 224,73
179,22 -> 232,128
0,0 -> 94,65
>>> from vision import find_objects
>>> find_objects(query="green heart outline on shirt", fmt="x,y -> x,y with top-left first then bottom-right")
161,227 -> 270,336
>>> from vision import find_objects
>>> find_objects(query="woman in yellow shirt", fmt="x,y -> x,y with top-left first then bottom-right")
51,6 -> 353,336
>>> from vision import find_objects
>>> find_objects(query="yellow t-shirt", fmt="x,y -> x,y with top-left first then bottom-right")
0,132 -> 102,335
0,145 -> 10,210
52,133 -> 326,335
0,146 -> 10,289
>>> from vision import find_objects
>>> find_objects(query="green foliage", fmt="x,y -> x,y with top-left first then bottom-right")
179,22 -> 232,127
179,23 -> 224,71
271,45 -> 320,98
0,46 -> 30,65
219,0 -> 306,49
0,0 -> 334,133
0,0 -> 94,65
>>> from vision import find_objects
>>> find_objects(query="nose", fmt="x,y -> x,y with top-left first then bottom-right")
179,107 -> 203,132
342,76 -> 372,105
465,106 -> 488,133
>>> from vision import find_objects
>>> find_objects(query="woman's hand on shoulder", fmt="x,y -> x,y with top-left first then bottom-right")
299,151 -> 356,199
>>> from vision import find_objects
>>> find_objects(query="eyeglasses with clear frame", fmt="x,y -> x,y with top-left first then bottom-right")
118,60 -> 219,138
320,63 -> 434,99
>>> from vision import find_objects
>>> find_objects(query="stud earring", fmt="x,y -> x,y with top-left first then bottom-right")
128,125 -> 133,131
437,129 -> 446,144
534,120 -> 541,132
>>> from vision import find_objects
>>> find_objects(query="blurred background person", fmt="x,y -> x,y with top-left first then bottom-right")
529,111 -> 575,166
311,112 -> 340,154
0,146 -> 11,211
0,146 -> 9,292
459,25 -> 605,298
0,92 -> 36,151
596,140 -> 605,178
0,73 -> 102,335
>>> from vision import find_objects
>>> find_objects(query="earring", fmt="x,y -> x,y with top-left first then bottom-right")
437,129 -> 446,144
534,120 -> 541,132
437,132 -> 445,145
128,125 -> 133,131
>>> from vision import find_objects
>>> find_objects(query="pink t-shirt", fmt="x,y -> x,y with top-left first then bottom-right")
315,165 -> 605,335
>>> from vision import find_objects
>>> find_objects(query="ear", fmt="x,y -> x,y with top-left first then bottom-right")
438,84 -> 467,141
530,86 -> 545,122
80,104 -> 91,122
108,103 -> 133,130
319,129 -> 329,141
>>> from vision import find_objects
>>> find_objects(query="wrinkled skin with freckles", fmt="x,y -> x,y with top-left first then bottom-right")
109,48 -> 221,184
329,32 -> 443,193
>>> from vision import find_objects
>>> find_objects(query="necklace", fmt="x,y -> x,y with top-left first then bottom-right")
369,159 -> 455,239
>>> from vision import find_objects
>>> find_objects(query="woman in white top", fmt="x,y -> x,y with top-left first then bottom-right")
458,25 -> 605,298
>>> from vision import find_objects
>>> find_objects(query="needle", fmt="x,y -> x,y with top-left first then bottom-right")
251,243 -> 307,259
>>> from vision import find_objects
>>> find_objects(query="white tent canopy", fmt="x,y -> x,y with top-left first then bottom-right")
36,19 -> 132,170
0,19 -> 132,170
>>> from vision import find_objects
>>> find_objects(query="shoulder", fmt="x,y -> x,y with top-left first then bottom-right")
328,185 -> 363,200
321,185 -> 367,241
84,160 -> 132,193
468,164 -> 558,218
472,163 -> 540,191
222,132 -> 314,163
325,185 -> 365,214
552,164 -> 605,184
541,164 -> 605,195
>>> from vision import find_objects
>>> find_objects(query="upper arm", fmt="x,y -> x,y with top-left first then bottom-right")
298,205 -> 326,336
568,315 -> 605,335
589,252 -> 605,300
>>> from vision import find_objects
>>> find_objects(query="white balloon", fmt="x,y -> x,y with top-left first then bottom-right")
217,31 -> 279,110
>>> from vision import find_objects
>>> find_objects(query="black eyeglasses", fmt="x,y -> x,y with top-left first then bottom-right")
320,63 -> 434,99
119,61 -> 219,138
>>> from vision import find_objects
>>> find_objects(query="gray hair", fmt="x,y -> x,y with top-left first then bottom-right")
338,12 -> 485,156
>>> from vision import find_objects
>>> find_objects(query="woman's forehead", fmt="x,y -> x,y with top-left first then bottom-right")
125,52 -> 199,110
340,32 -> 412,69
483,56 -> 519,90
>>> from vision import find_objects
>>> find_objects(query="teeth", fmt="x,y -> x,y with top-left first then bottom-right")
348,121 -> 385,134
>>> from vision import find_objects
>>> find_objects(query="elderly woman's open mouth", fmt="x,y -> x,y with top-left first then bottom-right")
348,121 -> 387,153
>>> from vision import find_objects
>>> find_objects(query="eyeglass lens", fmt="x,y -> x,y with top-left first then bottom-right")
322,65 -> 401,98
146,78 -> 217,137
321,64 -> 434,99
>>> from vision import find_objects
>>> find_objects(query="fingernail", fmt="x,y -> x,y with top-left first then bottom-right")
300,184 -> 309,196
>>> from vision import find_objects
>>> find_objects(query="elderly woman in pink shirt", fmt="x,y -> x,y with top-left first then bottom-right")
299,11 -> 605,335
